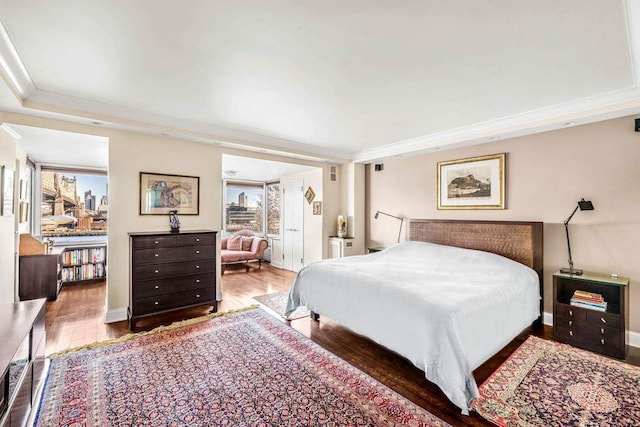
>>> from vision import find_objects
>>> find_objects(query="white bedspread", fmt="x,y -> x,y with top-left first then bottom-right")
285,241 -> 540,414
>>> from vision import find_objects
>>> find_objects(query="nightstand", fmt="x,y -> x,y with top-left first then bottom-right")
553,271 -> 629,359
367,247 -> 386,253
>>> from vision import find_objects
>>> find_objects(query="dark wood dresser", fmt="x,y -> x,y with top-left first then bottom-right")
0,299 -> 46,427
128,230 -> 217,329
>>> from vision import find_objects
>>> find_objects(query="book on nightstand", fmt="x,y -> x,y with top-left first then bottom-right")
570,290 -> 607,311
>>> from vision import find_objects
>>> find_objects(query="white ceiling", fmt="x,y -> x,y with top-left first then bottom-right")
1,1 -> 639,163
222,154 -> 317,182
10,124 -> 108,169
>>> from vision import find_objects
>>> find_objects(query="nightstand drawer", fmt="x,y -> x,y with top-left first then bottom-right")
585,310 -> 620,327
555,303 -> 587,321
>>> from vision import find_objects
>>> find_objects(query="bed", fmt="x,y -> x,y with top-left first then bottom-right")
285,219 -> 543,414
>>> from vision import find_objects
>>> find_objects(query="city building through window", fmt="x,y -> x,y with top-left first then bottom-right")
41,169 -> 108,238
225,181 -> 264,234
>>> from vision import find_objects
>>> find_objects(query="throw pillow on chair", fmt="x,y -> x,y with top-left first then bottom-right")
227,235 -> 243,251
241,237 -> 254,251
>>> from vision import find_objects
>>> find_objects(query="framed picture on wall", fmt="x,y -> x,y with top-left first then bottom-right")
312,201 -> 322,215
437,153 -> 505,210
1,166 -> 14,216
139,172 -> 200,215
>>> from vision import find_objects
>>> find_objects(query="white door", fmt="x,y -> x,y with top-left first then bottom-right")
283,180 -> 304,272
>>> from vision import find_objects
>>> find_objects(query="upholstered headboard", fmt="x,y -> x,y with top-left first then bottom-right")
407,219 -> 544,324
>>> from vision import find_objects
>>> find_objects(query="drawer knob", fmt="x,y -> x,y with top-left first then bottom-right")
196,294 -> 200,298
154,240 -> 159,244
600,317 -> 607,324
569,310 -> 573,316
196,265 -> 200,269
196,250 -> 200,254
154,270 -> 159,273
155,254 -> 159,257
196,279 -> 200,283
601,328 -> 605,334
155,285 -> 159,289
601,338 -> 605,345
154,301 -> 159,305
569,330 -> 573,336
196,238 -> 200,242
568,320 -> 572,326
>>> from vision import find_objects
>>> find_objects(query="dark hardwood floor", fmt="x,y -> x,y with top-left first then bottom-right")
45,263 -> 640,426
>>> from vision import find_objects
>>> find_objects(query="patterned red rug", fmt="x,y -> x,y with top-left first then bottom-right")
471,336 -> 640,426
37,307 -> 449,426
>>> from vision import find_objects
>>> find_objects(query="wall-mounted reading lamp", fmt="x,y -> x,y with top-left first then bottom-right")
374,211 -> 404,243
559,198 -> 594,276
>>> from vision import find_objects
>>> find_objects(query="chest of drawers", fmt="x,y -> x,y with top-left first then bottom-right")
129,230 -> 217,329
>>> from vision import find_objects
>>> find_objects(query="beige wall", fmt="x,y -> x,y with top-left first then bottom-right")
366,115 -> 640,335
107,133 -> 223,313
0,129 -> 16,303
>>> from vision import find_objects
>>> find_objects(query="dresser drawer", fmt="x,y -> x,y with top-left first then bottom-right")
132,235 -> 178,249
134,273 -> 214,298
134,245 -> 215,265
177,233 -> 216,247
555,303 -> 587,321
134,259 -> 215,281
585,310 -> 620,327
133,287 -> 215,315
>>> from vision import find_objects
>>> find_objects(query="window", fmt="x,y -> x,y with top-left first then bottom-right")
266,182 -> 280,236
40,169 -> 108,238
225,181 -> 264,234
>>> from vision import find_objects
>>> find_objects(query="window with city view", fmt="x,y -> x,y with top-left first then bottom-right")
225,181 -> 264,234
41,170 -> 108,237
266,182 -> 280,236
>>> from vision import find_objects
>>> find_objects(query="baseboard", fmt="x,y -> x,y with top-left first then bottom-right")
104,307 -> 127,323
543,311 -> 639,349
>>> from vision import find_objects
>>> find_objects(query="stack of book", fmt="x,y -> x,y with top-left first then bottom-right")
570,290 -> 607,311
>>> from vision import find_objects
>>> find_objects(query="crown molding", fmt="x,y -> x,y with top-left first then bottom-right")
352,87 -> 640,163
0,21 -> 34,98
626,0 -> 640,86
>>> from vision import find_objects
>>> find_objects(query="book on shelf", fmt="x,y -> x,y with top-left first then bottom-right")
570,298 -> 607,312
572,290 -> 604,302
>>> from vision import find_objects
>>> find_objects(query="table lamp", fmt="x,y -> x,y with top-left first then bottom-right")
559,198 -> 594,275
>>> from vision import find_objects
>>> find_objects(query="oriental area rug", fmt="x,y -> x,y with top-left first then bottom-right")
471,336 -> 640,426
253,289 -> 310,320
36,307 -> 449,426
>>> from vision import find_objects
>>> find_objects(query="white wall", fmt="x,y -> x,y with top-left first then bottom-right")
281,167 -> 323,265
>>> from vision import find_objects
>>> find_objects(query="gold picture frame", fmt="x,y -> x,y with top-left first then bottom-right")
312,201 -> 322,215
437,153 -> 505,210
304,186 -> 315,204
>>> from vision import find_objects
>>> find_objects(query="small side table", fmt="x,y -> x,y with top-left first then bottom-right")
553,270 -> 628,359
367,247 -> 386,253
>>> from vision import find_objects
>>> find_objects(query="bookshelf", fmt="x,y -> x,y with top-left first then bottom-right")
553,271 -> 628,359
60,245 -> 107,284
